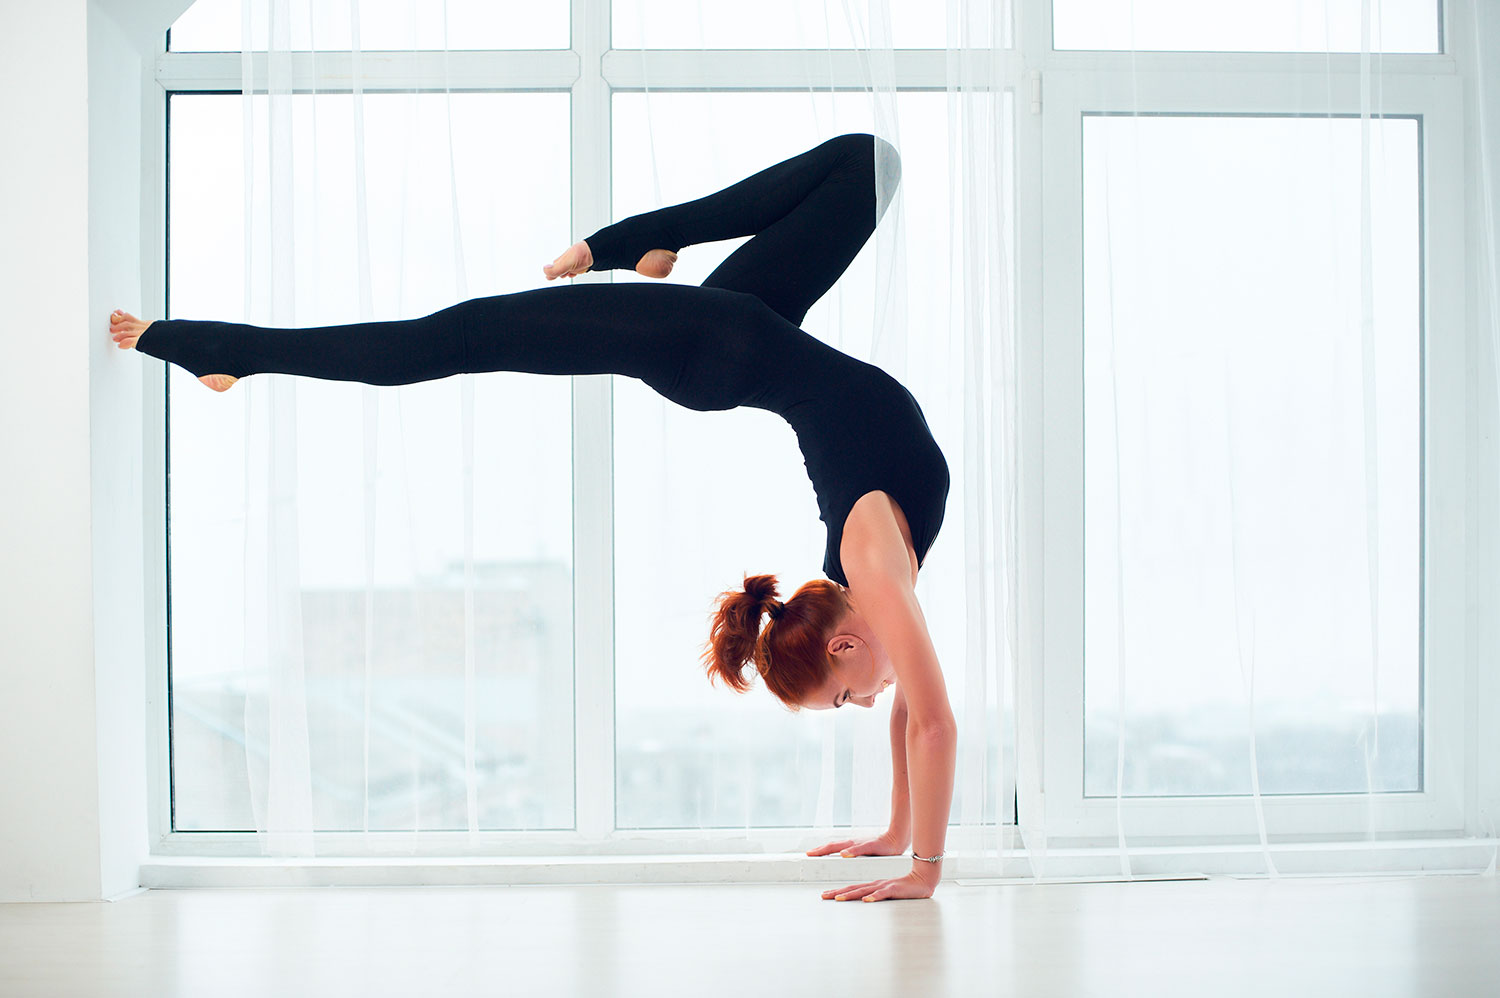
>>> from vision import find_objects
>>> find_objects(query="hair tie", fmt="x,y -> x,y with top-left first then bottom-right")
766,600 -> 784,621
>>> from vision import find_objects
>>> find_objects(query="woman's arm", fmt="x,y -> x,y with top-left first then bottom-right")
877,583 -> 956,884
886,684 -> 912,845
825,503 -> 957,902
806,685 -> 911,863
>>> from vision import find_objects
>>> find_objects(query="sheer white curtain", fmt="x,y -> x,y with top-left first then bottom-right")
170,1 -> 576,851
173,0 -> 1026,862
608,2 -> 1020,864
1054,0 -> 1495,878
164,0 -> 1497,878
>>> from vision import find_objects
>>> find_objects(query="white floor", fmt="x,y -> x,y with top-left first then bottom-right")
2,874 -> 1496,997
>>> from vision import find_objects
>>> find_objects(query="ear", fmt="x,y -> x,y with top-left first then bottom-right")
826,633 -> 857,657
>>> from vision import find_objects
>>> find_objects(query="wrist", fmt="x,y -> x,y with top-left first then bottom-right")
908,855 -> 944,886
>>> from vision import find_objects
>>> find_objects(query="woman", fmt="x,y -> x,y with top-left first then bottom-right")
109,133 -> 957,903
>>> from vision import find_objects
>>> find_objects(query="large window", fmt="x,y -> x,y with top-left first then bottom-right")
1053,0 -> 1440,52
1039,53 -> 1460,840
609,91 -> 1014,828
157,0 -> 1460,850
167,92 -> 576,831
1080,114 -> 1421,798
167,0 -> 570,50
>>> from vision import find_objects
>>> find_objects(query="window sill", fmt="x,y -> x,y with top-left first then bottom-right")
139,837 -> 1499,889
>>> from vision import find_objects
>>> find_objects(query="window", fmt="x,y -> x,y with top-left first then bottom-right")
609,90 -> 1014,828
1039,41 -> 1463,841
1053,0 -> 1440,53
168,0 -> 569,50
167,92 -> 576,831
160,0 -> 1019,846
1079,114 -> 1421,798
155,0 -> 1465,852
612,0 -> 951,48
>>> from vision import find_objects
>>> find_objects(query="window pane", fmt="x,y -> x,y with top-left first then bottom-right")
1082,115 -> 1420,797
1054,0 -> 1439,53
612,0 -> 974,49
167,93 -> 574,831
169,0 -> 568,50
611,92 -> 1013,829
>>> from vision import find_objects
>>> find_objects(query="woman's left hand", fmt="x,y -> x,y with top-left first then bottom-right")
821,871 -> 937,903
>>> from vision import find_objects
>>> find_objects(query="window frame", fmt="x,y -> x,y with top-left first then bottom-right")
148,1 -> 1019,858
147,0 -> 1479,858
1037,57 -> 1467,840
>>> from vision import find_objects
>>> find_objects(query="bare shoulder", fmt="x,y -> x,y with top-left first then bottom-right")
841,490 -> 919,588
841,493 -> 953,729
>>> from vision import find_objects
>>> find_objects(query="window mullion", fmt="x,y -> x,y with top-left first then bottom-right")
571,0 -> 616,842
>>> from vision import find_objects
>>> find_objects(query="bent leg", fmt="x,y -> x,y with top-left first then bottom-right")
585,133 -> 900,325
700,134 -> 899,326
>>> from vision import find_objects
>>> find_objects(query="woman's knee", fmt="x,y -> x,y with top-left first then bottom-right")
826,133 -> 901,211
828,131 -> 899,167
871,137 -> 901,217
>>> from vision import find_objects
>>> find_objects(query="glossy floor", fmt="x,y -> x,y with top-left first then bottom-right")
2,874 -> 1497,997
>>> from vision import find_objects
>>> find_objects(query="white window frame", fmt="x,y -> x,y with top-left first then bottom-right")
1035,19 -> 1472,841
146,2 -> 1018,859
145,0 -> 1492,862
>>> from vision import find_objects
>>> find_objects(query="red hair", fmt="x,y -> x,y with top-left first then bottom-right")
701,573 -> 851,711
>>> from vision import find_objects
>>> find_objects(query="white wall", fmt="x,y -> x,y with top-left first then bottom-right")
0,0 -> 106,902
0,0 -> 186,903
87,0 -> 154,902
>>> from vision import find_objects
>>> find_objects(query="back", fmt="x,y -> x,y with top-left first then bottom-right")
701,291 -> 951,587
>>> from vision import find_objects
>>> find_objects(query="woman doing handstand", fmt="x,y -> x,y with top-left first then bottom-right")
109,133 -> 957,903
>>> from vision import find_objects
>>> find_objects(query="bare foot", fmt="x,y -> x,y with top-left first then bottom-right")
543,240 -> 594,280
542,240 -> 677,281
109,309 -> 238,393
634,248 -> 677,279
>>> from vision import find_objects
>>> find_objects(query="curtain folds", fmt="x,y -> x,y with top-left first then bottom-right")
196,0 -> 1496,877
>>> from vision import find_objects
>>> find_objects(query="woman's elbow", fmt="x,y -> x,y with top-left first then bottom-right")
908,713 -> 958,742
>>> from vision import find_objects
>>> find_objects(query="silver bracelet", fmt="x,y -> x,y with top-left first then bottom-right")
911,850 -> 944,864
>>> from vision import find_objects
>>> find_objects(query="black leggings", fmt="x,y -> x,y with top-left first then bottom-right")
140,133 -> 899,408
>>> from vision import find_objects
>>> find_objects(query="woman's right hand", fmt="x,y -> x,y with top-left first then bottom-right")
806,831 -> 910,859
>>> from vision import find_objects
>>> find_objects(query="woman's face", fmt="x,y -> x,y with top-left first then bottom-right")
806,610 -> 898,710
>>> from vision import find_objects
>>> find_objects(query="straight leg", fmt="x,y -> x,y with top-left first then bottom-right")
134,282 -> 783,412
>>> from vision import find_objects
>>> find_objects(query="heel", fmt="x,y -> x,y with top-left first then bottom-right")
198,374 -> 239,392
635,249 -> 677,279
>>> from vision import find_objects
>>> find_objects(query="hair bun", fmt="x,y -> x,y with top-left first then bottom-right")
742,574 -> 780,604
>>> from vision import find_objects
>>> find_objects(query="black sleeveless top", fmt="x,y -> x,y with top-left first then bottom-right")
733,306 -> 951,587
